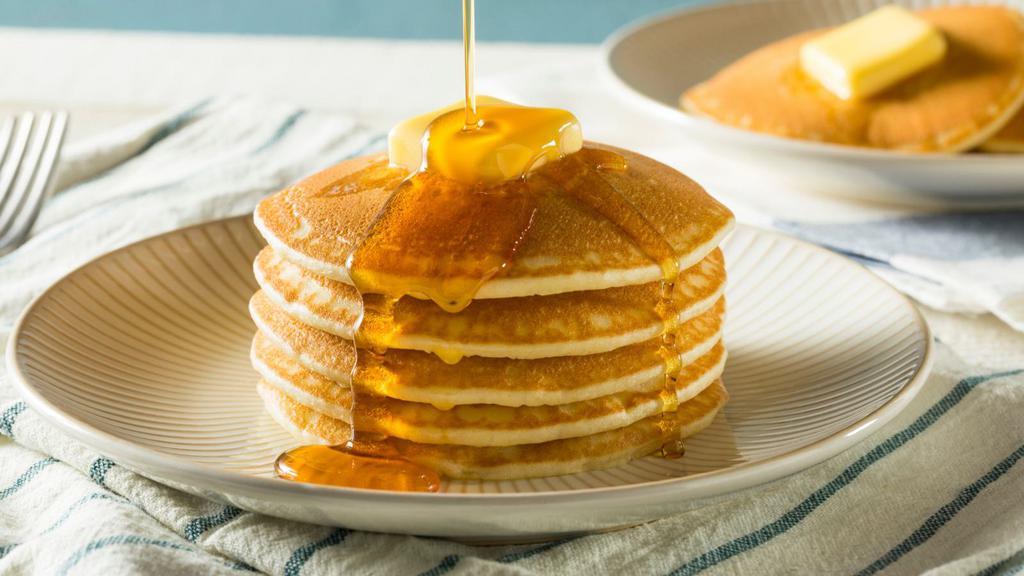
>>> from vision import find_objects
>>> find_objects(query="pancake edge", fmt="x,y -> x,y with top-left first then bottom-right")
254,208 -> 735,299
257,380 -> 728,480
253,339 -> 727,446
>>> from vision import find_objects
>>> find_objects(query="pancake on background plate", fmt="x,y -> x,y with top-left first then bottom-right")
251,143 -> 735,480
982,108 -> 1024,152
682,5 -> 1024,152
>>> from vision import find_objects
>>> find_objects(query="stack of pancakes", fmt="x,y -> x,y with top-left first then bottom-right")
250,145 -> 735,480
683,5 -> 1024,153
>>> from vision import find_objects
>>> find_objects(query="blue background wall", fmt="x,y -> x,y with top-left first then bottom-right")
0,0 -> 710,43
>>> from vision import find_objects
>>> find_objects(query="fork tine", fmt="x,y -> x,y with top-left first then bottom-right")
0,113 -> 48,239
0,112 -> 67,253
0,117 -> 15,168
0,112 -> 68,249
0,113 -> 34,216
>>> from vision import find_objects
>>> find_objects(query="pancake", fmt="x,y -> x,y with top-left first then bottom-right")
682,6 -> 1024,152
258,378 -> 728,480
254,143 -> 735,299
981,109 -> 1024,152
253,330 -> 726,446
250,290 -> 725,407
254,245 -> 725,360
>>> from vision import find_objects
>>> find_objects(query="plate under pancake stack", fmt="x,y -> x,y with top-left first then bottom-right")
249,144 -> 735,482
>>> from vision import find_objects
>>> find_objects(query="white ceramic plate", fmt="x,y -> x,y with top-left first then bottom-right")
603,0 -> 1024,207
7,217 -> 932,542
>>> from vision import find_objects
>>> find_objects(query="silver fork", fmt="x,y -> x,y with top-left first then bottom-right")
0,111 -> 69,257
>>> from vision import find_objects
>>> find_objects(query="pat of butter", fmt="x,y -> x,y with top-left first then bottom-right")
799,5 -> 947,100
388,95 -> 583,184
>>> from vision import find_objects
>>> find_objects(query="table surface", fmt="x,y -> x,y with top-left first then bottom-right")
2,25 -> 1022,368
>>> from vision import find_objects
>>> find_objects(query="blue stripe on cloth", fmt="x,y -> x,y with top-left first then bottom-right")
858,443 -> 1024,576
49,98 -> 213,200
418,554 -> 460,576
56,534 -> 250,576
976,547 -> 1024,576
0,458 -> 57,501
0,544 -> 16,558
89,457 -> 116,487
183,505 -> 245,542
667,369 -> 1023,576
283,529 -> 349,576
0,402 -> 27,438
251,110 -> 306,154
134,99 -> 212,156
41,492 -> 128,535
230,560 -> 259,572
497,537 -> 582,563
416,536 -> 582,576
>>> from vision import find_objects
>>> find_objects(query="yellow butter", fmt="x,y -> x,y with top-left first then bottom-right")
387,98 -> 484,175
387,95 -> 583,184
799,5 -> 947,100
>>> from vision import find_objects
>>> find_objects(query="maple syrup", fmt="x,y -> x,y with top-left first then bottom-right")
274,0 -> 688,491
538,148 -> 688,456
275,444 -> 440,491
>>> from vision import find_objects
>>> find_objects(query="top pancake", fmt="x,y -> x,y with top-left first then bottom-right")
255,143 -> 734,299
682,6 -> 1024,152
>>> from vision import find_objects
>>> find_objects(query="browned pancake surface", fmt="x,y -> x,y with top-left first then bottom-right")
255,245 -> 724,354
983,108 -> 1024,151
683,6 -> 1024,151
250,291 -> 725,406
258,378 -> 728,479
255,144 -> 734,295
254,329 -> 725,446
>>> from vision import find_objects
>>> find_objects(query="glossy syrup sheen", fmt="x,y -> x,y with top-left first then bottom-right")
275,0 -> 692,491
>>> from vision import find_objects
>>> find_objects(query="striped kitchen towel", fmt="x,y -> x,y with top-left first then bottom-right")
1,98 -> 1024,575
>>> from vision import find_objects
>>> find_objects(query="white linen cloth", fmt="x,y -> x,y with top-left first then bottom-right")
1,97 -> 1023,576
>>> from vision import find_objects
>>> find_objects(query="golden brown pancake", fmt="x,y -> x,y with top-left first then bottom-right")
250,290 -> 725,407
253,330 -> 726,446
683,6 -> 1024,152
254,144 -> 734,298
251,138 -> 733,481
254,245 -> 725,359
258,378 -> 728,480
982,108 -> 1024,152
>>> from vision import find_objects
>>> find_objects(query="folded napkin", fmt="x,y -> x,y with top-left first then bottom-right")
482,63 -> 1024,332
2,97 -> 1024,576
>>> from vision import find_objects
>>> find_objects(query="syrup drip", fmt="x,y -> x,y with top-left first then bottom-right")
462,0 -> 477,128
275,0 -> 687,491
538,149 -> 688,456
